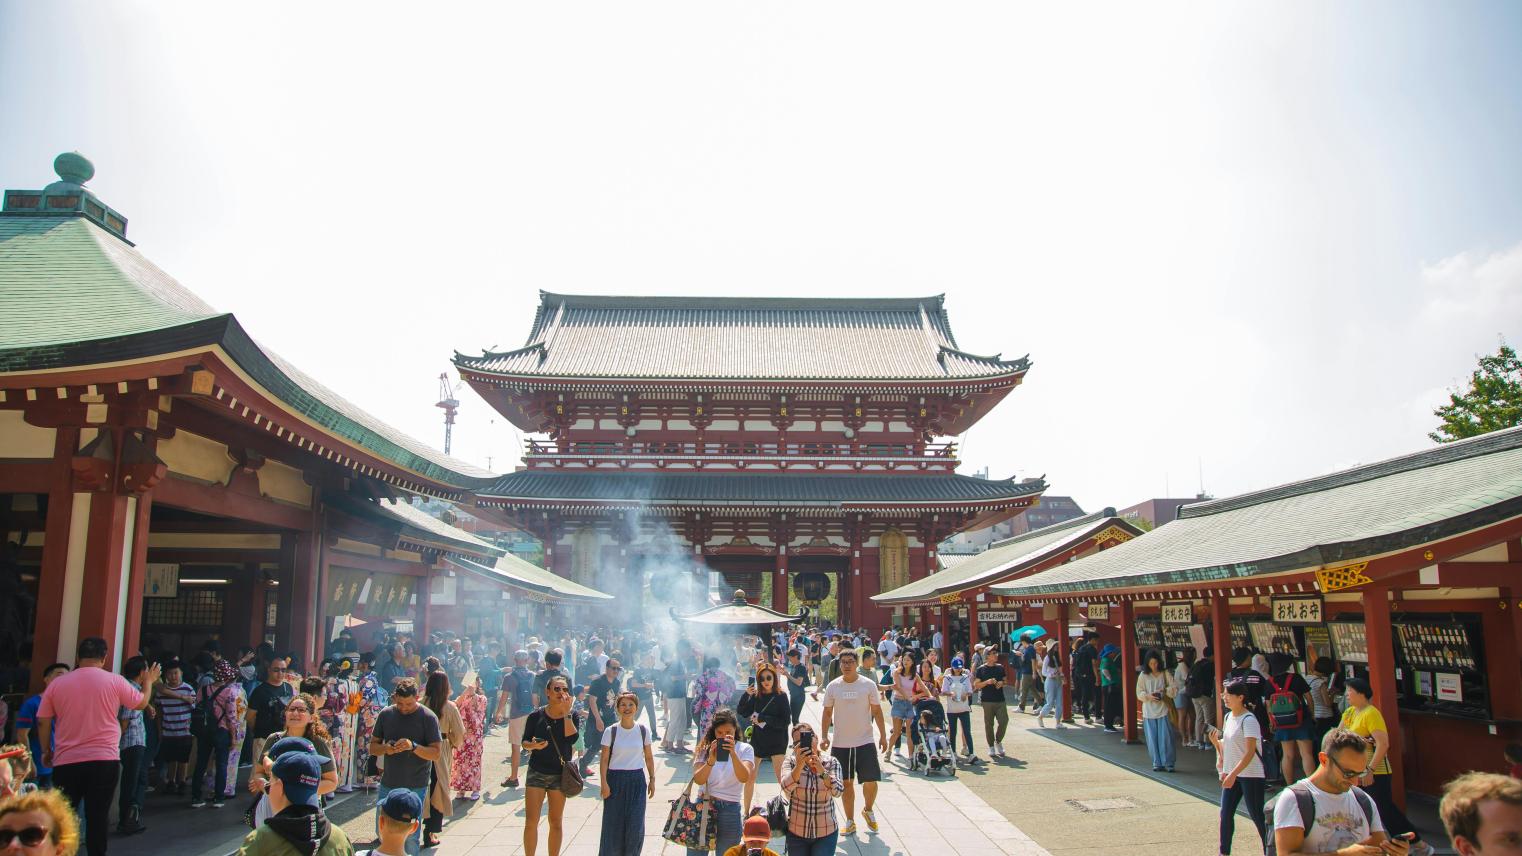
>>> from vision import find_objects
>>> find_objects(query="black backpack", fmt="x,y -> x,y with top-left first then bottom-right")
190,684 -> 224,738
1264,783 -> 1374,856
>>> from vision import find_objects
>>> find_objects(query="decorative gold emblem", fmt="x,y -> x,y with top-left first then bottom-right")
779,406 -> 788,416
1090,525 -> 1134,545
1316,561 -> 1372,592
1423,550 -> 1434,561
854,407 -> 862,417
938,592 -> 963,605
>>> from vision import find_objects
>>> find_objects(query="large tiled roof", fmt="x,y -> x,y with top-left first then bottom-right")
449,555 -> 613,602
455,292 -> 1029,382
874,509 -> 1132,604
480,470 -> 1046,507
0,215 -> 494,489
370,500 -> 504,559
992,427 -> 1522,598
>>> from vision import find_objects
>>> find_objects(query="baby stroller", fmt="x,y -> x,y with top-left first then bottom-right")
909,698 -> 956,776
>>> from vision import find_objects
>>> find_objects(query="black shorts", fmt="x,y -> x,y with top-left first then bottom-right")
160,735 -> 192,763
830,744 -> 881,783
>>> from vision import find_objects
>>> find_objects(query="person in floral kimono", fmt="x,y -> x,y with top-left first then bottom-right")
199,662 -> 247,800
352,652 -> 388,789
692,657 -> 737,740
450,675 -> 487,800
330,658 -> 360,793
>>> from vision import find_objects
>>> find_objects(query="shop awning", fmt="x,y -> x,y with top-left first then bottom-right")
873,509 -> 1141,605
448,555 -> 613,603
992,426 -> 1522,599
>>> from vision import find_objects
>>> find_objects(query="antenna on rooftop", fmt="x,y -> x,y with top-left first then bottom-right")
436,372 -> 462,455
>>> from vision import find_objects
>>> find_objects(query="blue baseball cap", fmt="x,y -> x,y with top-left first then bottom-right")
272,750 -> 329,808
266,736 -> 316,759
379,788 -> 422,822
951,657 -> 965,668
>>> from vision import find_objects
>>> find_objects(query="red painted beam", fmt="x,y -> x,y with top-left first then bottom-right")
0,460 -> 50,493
155,476 -> 311,531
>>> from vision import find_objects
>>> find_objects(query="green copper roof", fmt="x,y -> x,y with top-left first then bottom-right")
456,291 -> 1030,382
0,209 -> 494,491
992,426 -> 1522,598
480,470 -> 1047,507
873,508 -> 1137,604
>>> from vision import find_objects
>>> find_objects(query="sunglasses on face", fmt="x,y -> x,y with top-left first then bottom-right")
549,687 -> 571,695
286,707 -> 310,715
0,826 -> 49,847
1329,755 -> 1369,780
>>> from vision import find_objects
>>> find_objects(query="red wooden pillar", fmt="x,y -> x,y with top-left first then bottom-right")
849,535 -> 865,632
1362,583 -> 1405,807
772,550 -> 788,614
1210,592 -> 1231,728
1120,600 -> 1139,744
968,601 -> 980,651
120,492 -> 153,659
1057,602 -> 1073,722
938,603 -> 950,662
1507,541 -> 1522,697
416,568 -> 432,647
288,530 -> 321,670
32,428 -> 80,687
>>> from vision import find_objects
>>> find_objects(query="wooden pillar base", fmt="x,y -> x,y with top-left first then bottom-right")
1120,600 -> 1139,744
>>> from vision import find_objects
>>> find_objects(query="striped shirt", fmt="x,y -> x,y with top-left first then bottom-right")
781,752 -> 844,839
157,681 -> 195,737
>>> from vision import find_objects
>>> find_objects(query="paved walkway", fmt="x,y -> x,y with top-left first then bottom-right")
158,694 -> 1455,855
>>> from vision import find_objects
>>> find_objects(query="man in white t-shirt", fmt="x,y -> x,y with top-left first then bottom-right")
819,648 -> 888,837
1273,728 -> 1405,856
877,633 -> 898,665
930,625 -> 943,653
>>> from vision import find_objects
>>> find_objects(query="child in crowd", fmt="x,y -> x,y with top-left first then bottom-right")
357,789 -> 422,856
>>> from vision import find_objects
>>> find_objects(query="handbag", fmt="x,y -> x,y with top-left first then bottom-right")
662,777 -> 717,850
546,714 -> 584,797
763,795 -> 788,836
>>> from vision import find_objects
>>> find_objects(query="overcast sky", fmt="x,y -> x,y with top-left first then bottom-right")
4,2 -> 1521,513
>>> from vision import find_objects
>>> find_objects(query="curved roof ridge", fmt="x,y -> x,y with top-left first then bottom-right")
987,505 -> 1117,550
1179,426 -> 1522,519
535,291 -> 952,311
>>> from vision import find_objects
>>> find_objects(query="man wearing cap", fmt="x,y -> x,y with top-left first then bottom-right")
719,815 -> 781,856
368,678 -> 441,856
236,745 -> 353,856
356,790 -> 421,856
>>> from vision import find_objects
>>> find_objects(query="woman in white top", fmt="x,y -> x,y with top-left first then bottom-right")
1208,680 -> 1268,856
690,707 -> 755,856
939,657 -> 980,763
1035,642 -> 1066,729
1136,650 -> 1177,772
599,692 -> 656,856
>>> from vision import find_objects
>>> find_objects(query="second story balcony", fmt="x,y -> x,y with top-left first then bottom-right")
522,438 -> 961,473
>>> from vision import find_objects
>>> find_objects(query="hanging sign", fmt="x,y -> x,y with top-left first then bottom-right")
325,566 -> 367,616
144,563 -> 179,598
1086,602 -> 1110,621
978,610 -> 1021,622
1160,602 -> 1194,625
1271,595 -> 1324,625
1436,672 -> 1463,702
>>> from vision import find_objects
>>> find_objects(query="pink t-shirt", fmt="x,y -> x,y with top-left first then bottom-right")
37,666 -> 144,766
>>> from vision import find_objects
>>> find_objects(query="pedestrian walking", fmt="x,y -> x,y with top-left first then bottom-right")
690,708 -> 755,856
1099,644 -> 1123,733
115,657 -> 150,835
522,675 -> 578,856
738,662 -> 790,815
152,661 -> 194,795
1340,678 -> 1431,855
1071,636 -> 1099,724
14,663 -> 68,791
818,648 -> 888,836
1306,657 -> 1338,752
496,650 -> 537,788
939,657 -> 978,762
368,678 -> 442,856
581,658 -> 625,777
450,676 -> 487,800
692,658 -> 736,741
1266,652 -> 1317,785
1186,647 -> 1216,748
630,651 -> 663,743
780,723 -> 843,856
234,742 -> 354,856
784,649 -> 808,727
597,692 -> 656,856
1271,728 -> 1405,856
974,650 -> 1010,757
35,637 -> 158,856
1137,650 -> 1177,772
248,698 -> 338,829
421,671 -> 465,849
1173,647 -> 1196,747
190,660 -> 244,809
1036,642 -> 1065,730
247,658 -> 295,775
1208,680 -> 1267,855
1017,638 -> 1041,712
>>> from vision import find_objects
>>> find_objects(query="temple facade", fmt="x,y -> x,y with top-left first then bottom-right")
456,292 -> 1046,632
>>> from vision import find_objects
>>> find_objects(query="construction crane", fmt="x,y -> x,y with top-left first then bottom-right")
436,372 -> 461,455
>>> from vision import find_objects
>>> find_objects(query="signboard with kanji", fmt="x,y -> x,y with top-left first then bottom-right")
1160,602 -> 1194,625
1271,595 -> 1324,626
1086,602 -> 1110,621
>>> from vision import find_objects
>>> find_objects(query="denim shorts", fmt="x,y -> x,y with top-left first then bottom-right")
1274,724 -> 1313,742
890,699 -> 915,720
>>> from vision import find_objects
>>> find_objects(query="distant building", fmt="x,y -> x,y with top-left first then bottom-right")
1007,495 -> 1086,536
1117,496 -> 1210,529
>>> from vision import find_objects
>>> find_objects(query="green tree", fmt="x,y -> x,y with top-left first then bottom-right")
1431,342 -> 1522,443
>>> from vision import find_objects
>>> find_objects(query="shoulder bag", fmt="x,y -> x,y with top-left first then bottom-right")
545,713 -> 585,797
662,776 -> 717,850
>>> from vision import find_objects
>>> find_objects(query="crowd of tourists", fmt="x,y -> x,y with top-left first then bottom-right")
3,624 -> 1521,856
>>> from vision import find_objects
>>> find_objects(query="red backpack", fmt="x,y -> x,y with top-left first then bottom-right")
1266,675 -> 1304,730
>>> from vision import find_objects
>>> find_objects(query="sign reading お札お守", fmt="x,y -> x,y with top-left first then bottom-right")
1271,595 -> 1324,625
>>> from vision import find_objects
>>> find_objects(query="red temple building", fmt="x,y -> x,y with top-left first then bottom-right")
455,292 -> 1046,632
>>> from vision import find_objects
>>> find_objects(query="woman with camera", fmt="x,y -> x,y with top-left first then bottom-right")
780,723 -> 844,856
737,663 -> 790,816
690,708 -> 755,856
